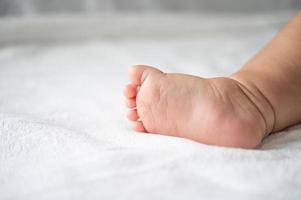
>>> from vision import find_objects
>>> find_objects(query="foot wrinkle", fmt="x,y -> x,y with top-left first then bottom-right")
230,78 -> 274,137
208,79 -> 230,106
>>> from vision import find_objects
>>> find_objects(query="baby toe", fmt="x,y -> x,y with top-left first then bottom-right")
129,65 -> 162,85
123,84 -> 137,98
127,109 -> 140,121
132,121 -> 146,132
125,98 -> 136,108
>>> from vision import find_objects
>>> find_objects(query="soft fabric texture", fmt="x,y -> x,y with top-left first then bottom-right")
0,12 -> 301,200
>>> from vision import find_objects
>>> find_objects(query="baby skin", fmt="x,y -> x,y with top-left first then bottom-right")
124,11 -> 301,148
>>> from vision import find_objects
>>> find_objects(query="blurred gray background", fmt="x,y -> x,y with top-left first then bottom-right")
0,0 -> 300,16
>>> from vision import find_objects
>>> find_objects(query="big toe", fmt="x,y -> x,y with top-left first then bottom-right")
129,65 -> 163,85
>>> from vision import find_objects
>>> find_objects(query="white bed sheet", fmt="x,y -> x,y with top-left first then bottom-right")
0,12 -> 301,200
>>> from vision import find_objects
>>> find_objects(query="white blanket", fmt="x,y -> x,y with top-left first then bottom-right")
0,12 -> 301,200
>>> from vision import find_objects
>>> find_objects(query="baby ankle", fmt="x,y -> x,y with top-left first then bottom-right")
229,72 -> 276,137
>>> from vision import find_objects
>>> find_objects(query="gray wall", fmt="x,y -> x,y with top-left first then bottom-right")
0,0 -> 300,16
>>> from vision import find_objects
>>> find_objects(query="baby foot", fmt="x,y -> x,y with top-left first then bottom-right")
123,65 -> 271,148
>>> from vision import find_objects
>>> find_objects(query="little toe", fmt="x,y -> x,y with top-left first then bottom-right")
125,98 -> 136,108
123,84 -> 137,98
127,109 -> 140,121
132,121 -> 146,132
129,65 -> 163,85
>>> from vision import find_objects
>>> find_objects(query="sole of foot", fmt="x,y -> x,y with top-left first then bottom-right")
124,65 -> 267,149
